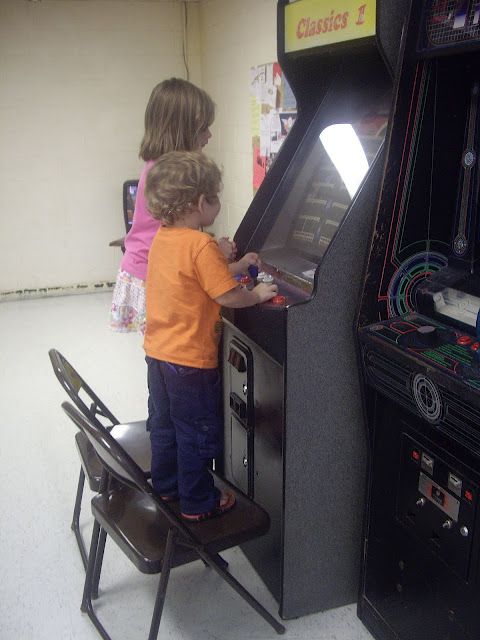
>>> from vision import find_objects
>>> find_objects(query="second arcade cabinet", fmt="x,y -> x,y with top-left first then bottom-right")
221,0 -> 410,620
356,1 -> 480,639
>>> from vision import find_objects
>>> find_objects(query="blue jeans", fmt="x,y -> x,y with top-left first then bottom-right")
146,356 -> 222,515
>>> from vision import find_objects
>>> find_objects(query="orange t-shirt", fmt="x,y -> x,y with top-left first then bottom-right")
143,226 -> 238,369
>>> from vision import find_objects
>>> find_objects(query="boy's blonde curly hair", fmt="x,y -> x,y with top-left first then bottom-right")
145,151 -> 222,225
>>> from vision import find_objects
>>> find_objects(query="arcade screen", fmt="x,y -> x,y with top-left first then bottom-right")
259,103 -> 388,290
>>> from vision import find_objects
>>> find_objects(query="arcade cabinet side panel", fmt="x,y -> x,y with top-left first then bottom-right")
278,144 -> 388,619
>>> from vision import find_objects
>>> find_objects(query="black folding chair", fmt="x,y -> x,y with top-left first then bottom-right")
61,401 -> 285,639
49,348 -> 151,568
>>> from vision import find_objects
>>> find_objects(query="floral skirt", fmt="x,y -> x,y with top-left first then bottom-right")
109,269 -> 146,335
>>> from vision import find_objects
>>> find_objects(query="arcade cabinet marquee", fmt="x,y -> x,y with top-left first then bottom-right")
285,0 -> 376,52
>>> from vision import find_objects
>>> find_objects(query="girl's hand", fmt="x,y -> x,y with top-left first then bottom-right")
218,237 -> 237,263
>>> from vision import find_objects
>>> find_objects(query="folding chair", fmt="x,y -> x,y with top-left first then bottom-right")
61,401 -> 286,639
49,348 -> 151,568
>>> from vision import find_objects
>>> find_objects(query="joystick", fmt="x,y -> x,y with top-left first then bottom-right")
248,265 -> 259,279
416,325 -> 437,346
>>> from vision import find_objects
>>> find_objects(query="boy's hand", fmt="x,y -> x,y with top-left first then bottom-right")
231,252 -> 261,276
253,282 -> 278,303
218,237 -> 237,263
215,280 -> 278,308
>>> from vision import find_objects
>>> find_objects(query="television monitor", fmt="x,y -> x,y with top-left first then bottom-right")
123,180 -> 139,234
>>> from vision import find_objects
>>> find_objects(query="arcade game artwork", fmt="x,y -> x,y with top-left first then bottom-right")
221,0 -> 410,620
356,1 -> 480,639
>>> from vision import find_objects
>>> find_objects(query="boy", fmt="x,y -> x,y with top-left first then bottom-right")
143,151 -> 278,521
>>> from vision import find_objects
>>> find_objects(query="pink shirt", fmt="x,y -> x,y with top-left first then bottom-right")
121,160 -> 159,281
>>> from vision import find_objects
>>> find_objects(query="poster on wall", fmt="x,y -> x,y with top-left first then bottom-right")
250,62 -> 297,193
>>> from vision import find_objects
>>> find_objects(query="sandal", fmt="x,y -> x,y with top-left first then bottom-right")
181,489 -> 236,522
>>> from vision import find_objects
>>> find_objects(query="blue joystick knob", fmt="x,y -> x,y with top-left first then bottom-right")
248,265 -> 259,279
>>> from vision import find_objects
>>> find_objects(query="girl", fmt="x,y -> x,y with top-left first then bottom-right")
109,78 -> 236,334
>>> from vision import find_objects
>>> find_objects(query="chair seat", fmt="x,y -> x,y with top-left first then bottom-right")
110,421 -> 151,472
91,473 -> 270,575
76,420 -> 151,491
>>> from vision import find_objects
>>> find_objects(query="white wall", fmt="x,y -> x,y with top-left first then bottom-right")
0,0 -> 277,294
200,0 -> 278,242
0,0 -> 195,292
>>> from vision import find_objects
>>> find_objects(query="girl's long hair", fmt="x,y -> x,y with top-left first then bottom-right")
139,78 -> 215,161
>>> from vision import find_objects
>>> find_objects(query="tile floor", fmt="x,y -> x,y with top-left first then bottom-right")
0,292 -> 375,640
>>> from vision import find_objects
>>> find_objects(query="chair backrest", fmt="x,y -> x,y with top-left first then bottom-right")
49,349 -> 119,429
61,401 -> 196,541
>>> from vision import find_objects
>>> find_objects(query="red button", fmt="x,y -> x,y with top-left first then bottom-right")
239,276 -> 252,285
272,296 -> 286,305
471,342 -> 479,351
457,335 -> 473,345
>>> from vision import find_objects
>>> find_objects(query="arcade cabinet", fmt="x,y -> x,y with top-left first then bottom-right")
356,2 -> 480,639
221,0 -> 410,620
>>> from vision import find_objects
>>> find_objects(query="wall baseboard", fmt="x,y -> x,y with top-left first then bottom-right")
0,281 -> 115,303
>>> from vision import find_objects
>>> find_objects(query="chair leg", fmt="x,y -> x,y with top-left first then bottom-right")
71,467 -> 88,569
147,527 -> 176,640
81,519 -> 111,640
91,527 -> 107,600
199,550 -> 286,635
212,553 -> 228,569
200,552 -> 228,569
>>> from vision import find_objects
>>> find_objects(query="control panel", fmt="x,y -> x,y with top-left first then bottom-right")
360,313 -> 480,458
245,261 -> 311,309
362,313 -> 480,388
